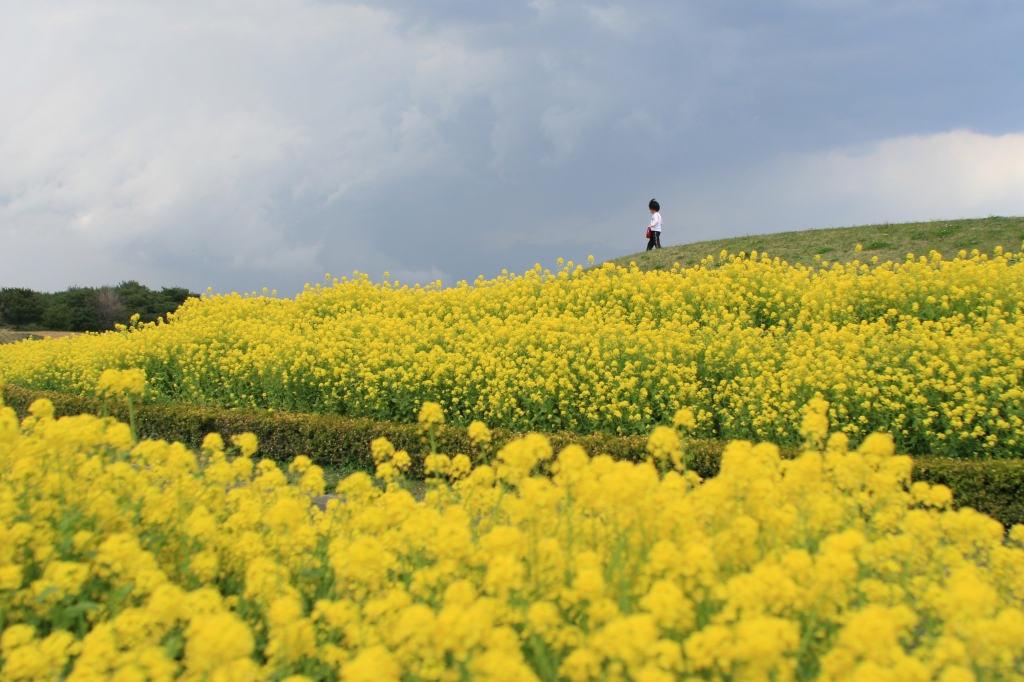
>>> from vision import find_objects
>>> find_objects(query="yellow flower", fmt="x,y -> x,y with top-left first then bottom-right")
3,245 -> 1024,457
371,438 -> 396,465
1,625 -> 37,653
0,409 -> 1019,681
184,612 -> 255,675
449,454 -> 472,479
0,565 -> 23,590
418,402 -> 445,429
424,453 -> 451,477
27,398 -> 55,421
468,420 -> 492,446
342,645 -> 400,682
495,434 -> 552,484
96,368 -> 146,397
202,432 -> 226,453
800,397 -> 830,447
672,408 -> 696,432
230,432 -> 259,457
646,426 -> 683,469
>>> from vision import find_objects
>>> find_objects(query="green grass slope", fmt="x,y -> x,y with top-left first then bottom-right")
610,216 -> 1024,271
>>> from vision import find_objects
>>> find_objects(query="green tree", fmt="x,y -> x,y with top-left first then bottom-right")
0,288 -> 46,327
40,303 -> 73,330
114,281 -> 198,323
1,282 -> 199,331
46,288 -> 103,331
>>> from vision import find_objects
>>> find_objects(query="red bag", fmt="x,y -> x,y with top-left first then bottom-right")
646,227 -> 651,239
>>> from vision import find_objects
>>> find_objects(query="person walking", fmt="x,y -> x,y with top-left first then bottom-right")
646,199 -> 662,251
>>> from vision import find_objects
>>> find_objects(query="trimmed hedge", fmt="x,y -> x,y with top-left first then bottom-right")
0,385 -> 726,477
3,385 -> 1021,527
911,457 -> 1024,530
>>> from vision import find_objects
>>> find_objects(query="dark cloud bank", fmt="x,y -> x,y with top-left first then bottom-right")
2,1 -> 1023,295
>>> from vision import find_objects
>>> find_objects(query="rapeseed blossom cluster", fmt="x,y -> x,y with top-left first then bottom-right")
95,369 -> 147,398
2,384 -> 1024,681
2,249 -> 1024,456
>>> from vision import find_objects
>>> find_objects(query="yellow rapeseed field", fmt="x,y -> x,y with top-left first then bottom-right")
1,379 -> 1023,681
1,248 -> 1023,457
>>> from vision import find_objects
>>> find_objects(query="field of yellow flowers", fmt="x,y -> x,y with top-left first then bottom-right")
1,248 -> 1023,457
2,381 -> 1024,682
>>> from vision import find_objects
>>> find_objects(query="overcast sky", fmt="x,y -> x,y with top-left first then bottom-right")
2,1 -> 1023,295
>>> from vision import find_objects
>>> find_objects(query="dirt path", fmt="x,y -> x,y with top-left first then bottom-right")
0,331 -> 81,344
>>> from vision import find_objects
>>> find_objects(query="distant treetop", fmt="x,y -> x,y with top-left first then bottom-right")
0,282 -> 200,332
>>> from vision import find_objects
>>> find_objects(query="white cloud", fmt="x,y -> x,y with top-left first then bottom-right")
787,129 -> 1024,214
674,129 -> 1024,241
2,1 -> 1021,292
3,109 -> 304,240
540,105 -> 594,162
587,5 -> 644,35
0,0 -> 504,291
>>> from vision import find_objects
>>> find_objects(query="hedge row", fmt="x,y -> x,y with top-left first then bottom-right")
4,385 -> 1022,527
2,385 -> 725,475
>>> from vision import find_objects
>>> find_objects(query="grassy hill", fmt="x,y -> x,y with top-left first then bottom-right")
610,216 -> 1024,271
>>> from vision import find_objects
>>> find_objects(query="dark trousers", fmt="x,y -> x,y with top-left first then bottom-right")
646,231 -> 661,251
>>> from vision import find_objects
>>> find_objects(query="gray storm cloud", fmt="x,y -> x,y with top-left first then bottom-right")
2,1 -> 1023,294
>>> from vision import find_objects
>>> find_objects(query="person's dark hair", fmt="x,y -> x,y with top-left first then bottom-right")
649,199 -> 660,211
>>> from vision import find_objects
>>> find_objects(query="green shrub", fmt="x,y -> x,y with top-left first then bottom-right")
0,282 -> 198,332
3,385 -> 1019,527
0,385 -> 659,474
0,288 -> 46,327
912,457 -> 1024,529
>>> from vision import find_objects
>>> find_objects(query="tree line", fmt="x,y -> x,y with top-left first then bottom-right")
0,282 -> 199,332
